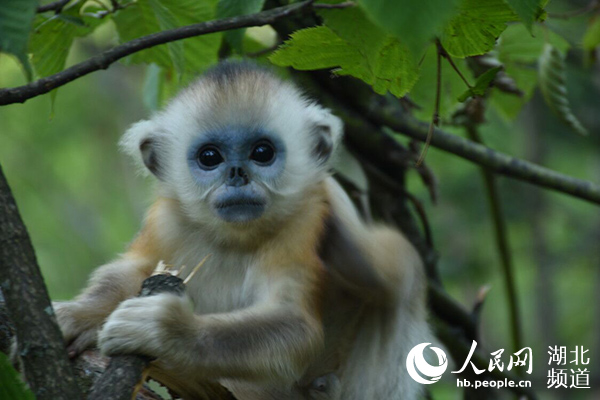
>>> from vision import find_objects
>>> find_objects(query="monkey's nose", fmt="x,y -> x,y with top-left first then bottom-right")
227,167 -> 249,187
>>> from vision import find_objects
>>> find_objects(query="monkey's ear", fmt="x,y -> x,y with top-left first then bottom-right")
309,106 -> 343,164
120,119 -> 166,179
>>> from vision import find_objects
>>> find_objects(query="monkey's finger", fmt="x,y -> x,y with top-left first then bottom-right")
67,329 -> 98,358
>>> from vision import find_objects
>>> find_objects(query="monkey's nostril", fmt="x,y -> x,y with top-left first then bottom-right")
229,168 -> 236,179
236,167 -> 245,177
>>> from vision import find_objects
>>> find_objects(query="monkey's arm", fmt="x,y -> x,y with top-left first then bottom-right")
55,200 -> 170,355
321,178 -> 425,304
54,255 -> 158,356
98,275 -> 324,382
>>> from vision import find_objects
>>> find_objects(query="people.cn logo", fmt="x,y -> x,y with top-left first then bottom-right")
406,343 -> 448,384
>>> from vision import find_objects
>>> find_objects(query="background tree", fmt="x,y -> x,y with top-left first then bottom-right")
0,0 -> 599,399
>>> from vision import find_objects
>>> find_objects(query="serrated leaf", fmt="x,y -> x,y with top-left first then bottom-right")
317,6 -> 419,97
217,0 -> 265,52
29,7 -> 105,78
114,0 -> 220,80
441,0 -> 519,58
538,44 -> 588,136
503,0 -> 544,30
498,24 -> 570,64
409,45 -> 471,121
458,66 -> 502,101
0,0 -> 37,79
0,352 -> 35,400
28,5 -> 104,103
114,0 -> 183,74
270,11 -> 419,98
359,0 -> 459,56
490,24 -> 570,119
583,17 -> 600,51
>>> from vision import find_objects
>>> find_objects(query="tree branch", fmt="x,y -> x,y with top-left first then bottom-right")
311,73 -> 600,205
37,0 -> 71,13
380,111 -> 600,205
0,1 -> 315,106
0,163 -> 82,400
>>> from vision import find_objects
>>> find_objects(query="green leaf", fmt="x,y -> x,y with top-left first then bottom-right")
114,0 -> 220,81
29,8 -> 104,79
409,45 -> 471,121
0,0 -> 37,78
270,7 -> 420,98
28,5 -> 104,103
503,0 -> 544,30
0,352 -> 35,400
217,0 -> 265,52
441,0 -> 519,58
490,23 -> 570,119
270,27 -> 361,72
359,0 -> 459,56
143,63 -> 163,111
538,44 -> 588,136
114,0 -> 183,74
498,24 -> 570,64
457,66 -> 502,102
583,17 -> 600,51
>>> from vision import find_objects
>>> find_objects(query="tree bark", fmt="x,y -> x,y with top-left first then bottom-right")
0,164 -> 82,399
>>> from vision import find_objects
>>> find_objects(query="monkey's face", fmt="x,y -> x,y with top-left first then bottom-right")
121,63 -> 343,228
185,127 -> 286,223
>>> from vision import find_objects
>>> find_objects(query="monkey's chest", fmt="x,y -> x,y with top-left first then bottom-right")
178,254 -> 261,315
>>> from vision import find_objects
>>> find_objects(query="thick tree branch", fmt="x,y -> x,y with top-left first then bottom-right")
88,274 -> 186,400
310,73 -> 600,205
381,112 -> 600,205
0,163 -> 82,400
0,1 -> 314,106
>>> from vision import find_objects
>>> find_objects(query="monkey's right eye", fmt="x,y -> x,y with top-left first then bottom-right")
197,147 -> 224,168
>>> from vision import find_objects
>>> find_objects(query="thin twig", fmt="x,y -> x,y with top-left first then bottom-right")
471,285 -> 491,342
466,124 -> 522,354
548,0 -> 599,19
0,1 -> 315,106
37,0 -> 71,13
438,40 -> 472,89
313,1 -> 356,9
183,255 -> 211,285
416,43 -> 442,166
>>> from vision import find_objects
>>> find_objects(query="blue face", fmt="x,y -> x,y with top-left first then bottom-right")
187,126 -> 286,223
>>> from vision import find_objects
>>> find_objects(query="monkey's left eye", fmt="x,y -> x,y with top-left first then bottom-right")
197,146 -> 224,168
250,141 -> 275,165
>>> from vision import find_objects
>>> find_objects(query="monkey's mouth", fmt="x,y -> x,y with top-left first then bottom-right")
215,199 -> 265,209
214,198 -> 266,223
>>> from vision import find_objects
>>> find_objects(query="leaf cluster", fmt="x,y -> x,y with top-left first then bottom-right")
1,0 -> 599,132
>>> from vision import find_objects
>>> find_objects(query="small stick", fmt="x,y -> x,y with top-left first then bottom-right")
175,264 -> 187,277
183,255 -> 211,285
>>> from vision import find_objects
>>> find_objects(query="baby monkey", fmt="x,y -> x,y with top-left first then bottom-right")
54,62 -> 430,400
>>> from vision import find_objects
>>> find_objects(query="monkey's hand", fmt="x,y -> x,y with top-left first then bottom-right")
98,293 -> 194,362
54,300 -> 104,358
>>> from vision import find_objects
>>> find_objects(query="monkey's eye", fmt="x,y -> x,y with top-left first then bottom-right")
250,141 -> 275,165
197,146 -> 224,168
